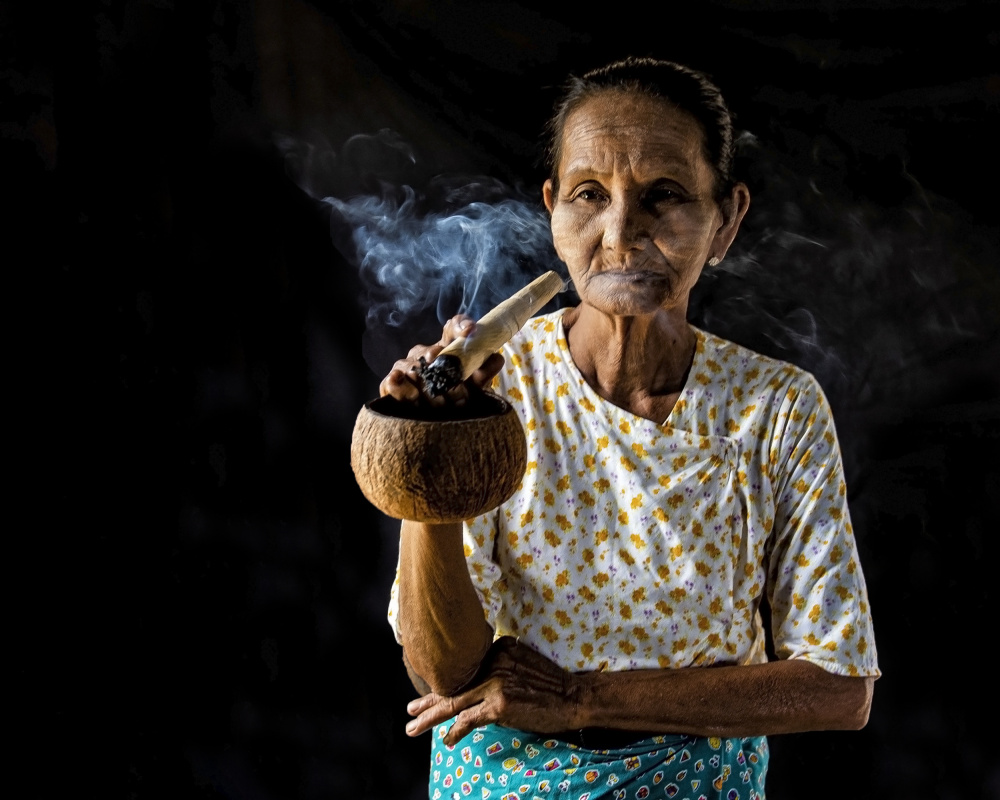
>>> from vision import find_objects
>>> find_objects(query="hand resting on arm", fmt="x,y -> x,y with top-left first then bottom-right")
405,636 -> 874,746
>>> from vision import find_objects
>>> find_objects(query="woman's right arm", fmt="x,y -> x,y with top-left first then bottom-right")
397,520 -> 494,696
381,315 -> 504,697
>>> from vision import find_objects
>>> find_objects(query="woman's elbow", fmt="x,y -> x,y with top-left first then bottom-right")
817,673 -> 874,730
401,643 -> 484,697
799,661 -> 875,731
842,676 -> 875,730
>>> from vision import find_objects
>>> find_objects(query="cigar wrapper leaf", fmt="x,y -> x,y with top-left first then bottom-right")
421,270 -> 565,396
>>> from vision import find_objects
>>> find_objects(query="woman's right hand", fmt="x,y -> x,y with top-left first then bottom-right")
404,637 -> 584,745
379,315 -> 505,407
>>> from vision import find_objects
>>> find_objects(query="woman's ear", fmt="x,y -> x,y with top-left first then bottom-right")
543,179 -> 556,214
712,182 -> 751,260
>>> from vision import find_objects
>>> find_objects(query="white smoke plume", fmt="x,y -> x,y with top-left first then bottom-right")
276,129 -> 570,377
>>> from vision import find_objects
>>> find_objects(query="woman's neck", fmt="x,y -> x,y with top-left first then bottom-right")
563,304 -> 696,422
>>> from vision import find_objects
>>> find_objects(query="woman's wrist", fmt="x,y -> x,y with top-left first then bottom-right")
400,519 -> 465,542
568,667 -> 677,733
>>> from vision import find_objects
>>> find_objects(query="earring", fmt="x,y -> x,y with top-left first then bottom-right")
707,257 -> 721,267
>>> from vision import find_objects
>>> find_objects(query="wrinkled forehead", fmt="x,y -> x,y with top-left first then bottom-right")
557,91 -> 712,183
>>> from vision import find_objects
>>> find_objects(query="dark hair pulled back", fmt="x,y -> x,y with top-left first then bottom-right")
543,57 -> 736,200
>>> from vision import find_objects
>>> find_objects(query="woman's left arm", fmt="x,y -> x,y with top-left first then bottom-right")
405,636 -> 872,746
578,654 -> 873,737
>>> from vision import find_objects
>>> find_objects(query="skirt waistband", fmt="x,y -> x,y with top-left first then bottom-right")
551,728 -> 672,750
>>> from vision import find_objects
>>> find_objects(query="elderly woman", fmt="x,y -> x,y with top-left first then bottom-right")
383,57 -> 879,799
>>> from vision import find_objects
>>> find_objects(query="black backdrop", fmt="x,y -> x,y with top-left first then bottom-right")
8,1 -> 1000,798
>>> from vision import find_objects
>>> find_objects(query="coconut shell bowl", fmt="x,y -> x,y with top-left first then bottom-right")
350,390 -> 527,523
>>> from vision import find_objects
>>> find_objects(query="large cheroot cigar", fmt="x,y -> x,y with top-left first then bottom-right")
420,270 -> 565,396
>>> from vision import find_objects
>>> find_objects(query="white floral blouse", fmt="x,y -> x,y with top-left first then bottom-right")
389,309 -> 880,679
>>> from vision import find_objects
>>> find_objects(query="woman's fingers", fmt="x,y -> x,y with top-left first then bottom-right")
404,687 -> 495,745
405,690 -> 485,738
403,639 -> 582,743
379,315 -> 479,404
405,692 -> 443,717
442,701 -> 493,745
443,315 -> 475,345
380,365 -> 422,401
470,351 -> 505,390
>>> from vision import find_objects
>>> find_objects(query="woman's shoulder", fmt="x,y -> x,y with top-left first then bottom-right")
692,325 -> 822,396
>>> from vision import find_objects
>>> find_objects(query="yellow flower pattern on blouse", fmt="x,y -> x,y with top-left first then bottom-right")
389,309 -> 879,679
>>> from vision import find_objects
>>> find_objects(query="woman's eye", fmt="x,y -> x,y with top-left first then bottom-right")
645,188 -> 680,205
574,188 -> 605,202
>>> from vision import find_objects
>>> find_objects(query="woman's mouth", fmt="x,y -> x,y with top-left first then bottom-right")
596,268 -> 668,283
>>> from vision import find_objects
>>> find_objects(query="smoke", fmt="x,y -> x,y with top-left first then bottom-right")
325,188 -> 564,327
275,129 -> 569,376
694,132 -> 999,399
278,127 -> 999,470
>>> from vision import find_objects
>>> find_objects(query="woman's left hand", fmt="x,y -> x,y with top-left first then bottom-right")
404,636 -> 583,746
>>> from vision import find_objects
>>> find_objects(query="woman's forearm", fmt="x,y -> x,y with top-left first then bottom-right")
576,659 -> 874,738
397,520 -> 494,696
404,639 -> 875,745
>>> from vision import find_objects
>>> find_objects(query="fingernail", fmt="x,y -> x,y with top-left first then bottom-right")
405,722 -> 416,734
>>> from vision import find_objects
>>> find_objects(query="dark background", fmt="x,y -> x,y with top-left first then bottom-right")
7,1 -> 999,798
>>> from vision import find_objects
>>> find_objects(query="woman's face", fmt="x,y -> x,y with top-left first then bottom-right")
544,91 -> 748,318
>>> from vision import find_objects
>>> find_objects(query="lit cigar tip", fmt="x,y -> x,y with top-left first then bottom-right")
420,353 -> 463,397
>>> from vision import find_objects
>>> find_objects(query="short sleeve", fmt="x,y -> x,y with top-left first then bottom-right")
766,376 -> 880,678
463,512 -> 513,635
386,549 -> 404,644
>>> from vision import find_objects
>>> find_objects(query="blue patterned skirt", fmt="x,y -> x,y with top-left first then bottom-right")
427,721 -> 768,799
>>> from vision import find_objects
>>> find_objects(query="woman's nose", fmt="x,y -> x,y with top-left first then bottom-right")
601,197 -> 647,253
